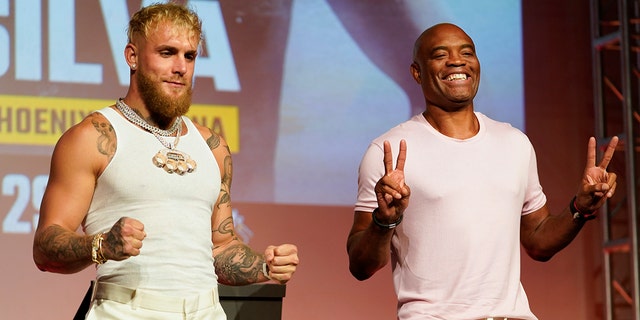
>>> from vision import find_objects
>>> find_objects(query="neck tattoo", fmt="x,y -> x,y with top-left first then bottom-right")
115,98 -> 197,175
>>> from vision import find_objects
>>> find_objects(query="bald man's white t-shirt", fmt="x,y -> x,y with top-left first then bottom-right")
356,112 -> 545,320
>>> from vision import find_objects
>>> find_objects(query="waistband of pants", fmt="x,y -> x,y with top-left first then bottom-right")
91,281 -> 219,313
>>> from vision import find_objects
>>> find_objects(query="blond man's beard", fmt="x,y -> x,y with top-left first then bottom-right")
137,70 -> 192,127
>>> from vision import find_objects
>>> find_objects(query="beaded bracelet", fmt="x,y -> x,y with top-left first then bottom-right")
372,208 -> 403,229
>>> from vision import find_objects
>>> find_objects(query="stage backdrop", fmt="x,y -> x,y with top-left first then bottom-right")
3,1 -> 604,320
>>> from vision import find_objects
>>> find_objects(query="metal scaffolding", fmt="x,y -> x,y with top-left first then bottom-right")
590,0 -> 640,318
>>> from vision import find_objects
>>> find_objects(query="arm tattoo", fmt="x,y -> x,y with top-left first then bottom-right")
218,153 -> 232,208
35,225 -> 91,263
214,243 -> 265,285
206,129 -> 220,149
91,116 -> 116,160
212,216 -> 235,240
207,129 -> 233,209
213,217 -> 263,285
101,218 -> 127,259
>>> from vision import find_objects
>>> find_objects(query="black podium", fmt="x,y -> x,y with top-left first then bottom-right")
219,284 -> 286,320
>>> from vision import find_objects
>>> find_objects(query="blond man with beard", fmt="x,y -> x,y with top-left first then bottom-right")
32,3 -> 298,319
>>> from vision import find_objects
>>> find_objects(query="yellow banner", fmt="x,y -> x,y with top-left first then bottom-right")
0,95 -> 239,152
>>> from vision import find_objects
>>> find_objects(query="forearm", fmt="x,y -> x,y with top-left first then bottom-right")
521,135 -> 618,260
522,206 -> 585,261
213,242 -> 269,285
347,225 -> 394,281
33,224 -> 94,274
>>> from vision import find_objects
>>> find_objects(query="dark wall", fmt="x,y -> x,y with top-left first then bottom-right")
523,1 -> 605,319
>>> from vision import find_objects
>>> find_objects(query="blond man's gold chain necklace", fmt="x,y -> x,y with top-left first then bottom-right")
115,98 -> 197,175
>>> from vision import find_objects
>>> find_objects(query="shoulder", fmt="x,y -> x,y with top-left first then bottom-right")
51,110 -> 116,176
190,120 -> 226,151
59,111 -> 114,147
479,113 -> 530,142
477,113 -> 536,161
371,115 -> 424,146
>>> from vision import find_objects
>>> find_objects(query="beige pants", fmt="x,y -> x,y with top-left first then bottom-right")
84,282 -> 227,320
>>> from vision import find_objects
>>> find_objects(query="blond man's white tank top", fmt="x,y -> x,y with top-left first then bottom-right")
84,107 -> 221,296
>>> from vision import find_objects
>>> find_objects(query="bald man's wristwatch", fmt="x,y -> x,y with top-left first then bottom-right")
569,196 -> 597,222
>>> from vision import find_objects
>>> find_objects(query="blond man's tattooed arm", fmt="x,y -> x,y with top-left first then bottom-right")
207,130 -> 271,285
212,217 -> 269,285
33,113 -> 116,273
206,131 -> 231,208
34,225 -> 94,273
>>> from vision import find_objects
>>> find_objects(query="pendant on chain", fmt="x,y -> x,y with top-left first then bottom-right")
115,98 -> 197,175
152,148 -> 197,175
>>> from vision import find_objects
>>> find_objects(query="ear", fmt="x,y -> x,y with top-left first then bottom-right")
124,43 -> 137,70
410,62 -> 421,84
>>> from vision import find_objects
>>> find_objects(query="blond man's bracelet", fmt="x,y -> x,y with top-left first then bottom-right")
91,233 -> 107,264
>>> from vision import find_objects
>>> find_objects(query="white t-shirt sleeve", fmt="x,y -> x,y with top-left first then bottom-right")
522,142 -> 547,215
354,142 -> 385,213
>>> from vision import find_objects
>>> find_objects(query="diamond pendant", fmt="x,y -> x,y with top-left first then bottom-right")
152,148 -> 197,175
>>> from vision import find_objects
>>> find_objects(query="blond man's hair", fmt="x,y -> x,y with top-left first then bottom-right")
127,2 -> 202,44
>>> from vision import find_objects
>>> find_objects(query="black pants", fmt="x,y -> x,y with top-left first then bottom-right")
73,282 -> 93,320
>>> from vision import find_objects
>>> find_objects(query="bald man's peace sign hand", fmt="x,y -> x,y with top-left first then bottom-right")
574,136 -> 619,213
373,140 -> 411,224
